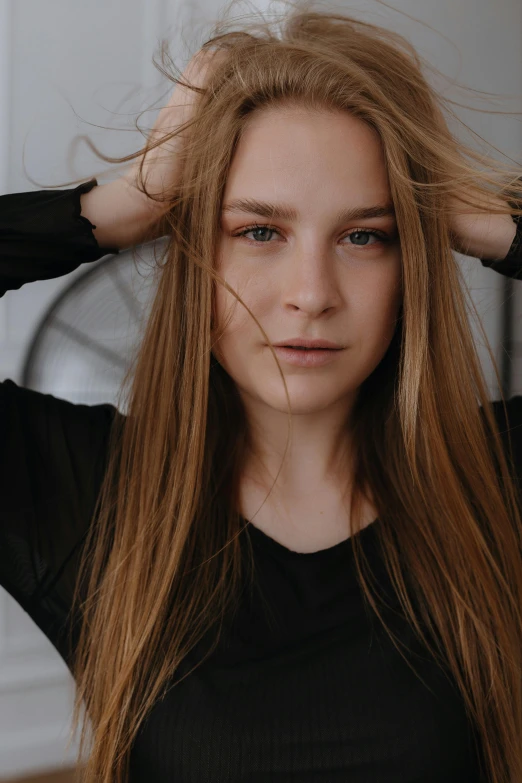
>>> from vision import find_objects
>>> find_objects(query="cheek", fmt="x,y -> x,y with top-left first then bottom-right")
211,277 -> 260,373
212,285 -> 245,341
212,266 -> 270,338
356,262 -> 402,315
352,273 -> 402,357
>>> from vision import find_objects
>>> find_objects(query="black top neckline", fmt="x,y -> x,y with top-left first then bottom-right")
244,515 -> 381,559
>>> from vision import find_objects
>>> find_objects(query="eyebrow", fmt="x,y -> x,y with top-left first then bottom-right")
221,198 -> 396,223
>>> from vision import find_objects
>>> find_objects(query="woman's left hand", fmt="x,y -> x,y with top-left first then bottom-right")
429,101 -> 517,262
448,188 -> 517,262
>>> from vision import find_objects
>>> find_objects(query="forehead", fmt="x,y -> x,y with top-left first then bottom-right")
223,105 -> 391,209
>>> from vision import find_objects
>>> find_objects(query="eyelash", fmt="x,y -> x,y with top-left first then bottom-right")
234,223 -> 390,248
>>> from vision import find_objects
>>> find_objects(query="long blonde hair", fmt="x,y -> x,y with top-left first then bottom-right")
67,2 -> 522,780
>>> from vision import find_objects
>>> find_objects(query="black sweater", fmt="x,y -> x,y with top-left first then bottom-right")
1,179 -> 522,783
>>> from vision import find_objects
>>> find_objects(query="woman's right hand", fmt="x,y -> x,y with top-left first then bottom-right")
123,45 -> 228,205
81,45 -> 228,251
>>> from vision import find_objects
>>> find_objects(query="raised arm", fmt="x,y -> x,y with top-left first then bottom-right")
0,47 -> 227,662
79,46 -> 228,251
0,179 -> 118,298
449,185 -> 522,278
465,211 -> 518,262
0,46 -> 227,301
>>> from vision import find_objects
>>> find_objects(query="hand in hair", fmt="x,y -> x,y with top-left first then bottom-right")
123,45 -> 229,206
80,46 -> 228,251
430,100 -> 518,262
448,186 -> 517,261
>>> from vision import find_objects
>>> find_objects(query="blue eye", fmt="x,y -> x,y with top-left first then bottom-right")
348,230 -> 382,246
234,224 -> 388,246
239,225 -> 276,242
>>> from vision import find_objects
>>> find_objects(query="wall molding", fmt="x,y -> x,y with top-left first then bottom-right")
0,0 -> 11,194
0,0 -> 11,343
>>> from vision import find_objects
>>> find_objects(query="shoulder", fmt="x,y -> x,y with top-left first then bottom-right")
0,377 -> 123,513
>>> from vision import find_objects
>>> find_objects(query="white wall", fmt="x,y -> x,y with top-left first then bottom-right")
0,0 -> 520,779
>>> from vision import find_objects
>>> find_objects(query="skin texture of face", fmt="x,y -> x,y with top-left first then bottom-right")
214,105 -> 402,498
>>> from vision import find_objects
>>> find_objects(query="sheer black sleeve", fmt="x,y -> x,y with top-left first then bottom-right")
0,178 -> 119,298
479,214 -> 522,279
0,179 -> 121,662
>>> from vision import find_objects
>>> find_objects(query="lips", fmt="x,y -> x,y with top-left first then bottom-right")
273,339 -> 343,350
271,344 -> 343,367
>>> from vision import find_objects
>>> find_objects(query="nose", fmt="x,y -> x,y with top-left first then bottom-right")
281,246 -> 343,317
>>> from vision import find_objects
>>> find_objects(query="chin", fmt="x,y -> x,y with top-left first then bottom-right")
257,386 -> 354,415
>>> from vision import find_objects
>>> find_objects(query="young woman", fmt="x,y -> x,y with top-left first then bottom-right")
1,5 -> 522,783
